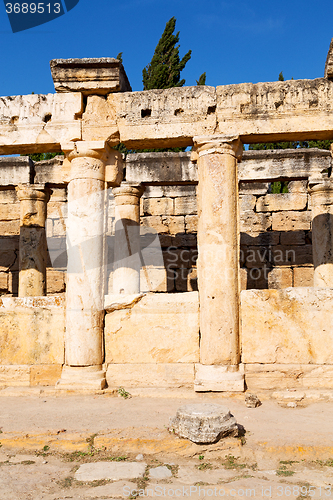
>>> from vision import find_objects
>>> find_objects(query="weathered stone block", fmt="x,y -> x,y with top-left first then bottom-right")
293,266 -> 314,287
141,216 -> 185,235
174,197 -> 197,215
241,288 -> 333,364
280,230 -> 306,245
115,86 -> 216,148
105,292 -> 199,363
169,404 -> 238,443
240,232 -> 280,246
185,215 -> 198,233
0,296 -> 65,364
240,212 -> 271,232
268,267 -> 293,289
0,93 -> 82,155
50,58 -> 131,95
256,193 -> 307,212
0,365 -> 30,387
272,211 -> 311,231
126,152 -> 198,183
0,221 -> 19,236
217,79 -> 333,143
0,157 -> 33,186
194,364 -> 244,392
75,462 -> 146,482
0,272 -> 8,291
46,269 -> 65,294
106,363 -> 194,388
239,182 -> 269,195
82,94 -> 119,143
0,189 -> 18,204
34,156 -> 69,184
30,365 -> 63,386
239,195 -> 256,212
143,198 -> 174,216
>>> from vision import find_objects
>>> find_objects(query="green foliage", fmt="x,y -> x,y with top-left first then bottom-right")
116,52 -> 123,63
196,72 -> 206,85
278,71 -> 284,81
21,152 -> 63,162
142,17 -> 191,90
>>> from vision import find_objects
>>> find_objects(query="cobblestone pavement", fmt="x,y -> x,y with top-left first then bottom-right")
1,448 -> 333,500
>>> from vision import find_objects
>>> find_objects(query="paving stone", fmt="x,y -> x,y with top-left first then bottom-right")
74,461 -> 147,482
149,465 -> 172,479
176,465 -> 238,484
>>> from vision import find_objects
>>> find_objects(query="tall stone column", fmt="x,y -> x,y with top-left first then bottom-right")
16,184 -> 49,297
192,135 -> 244,392
112,183 -> 144,295
308,177 -> 333,287
57,141 -> 122,390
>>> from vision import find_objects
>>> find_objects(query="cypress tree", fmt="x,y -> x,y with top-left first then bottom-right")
142,17 -> 191,90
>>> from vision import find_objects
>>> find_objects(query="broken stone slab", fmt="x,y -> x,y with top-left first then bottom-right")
169,403 -> 239,444
74,461 -> 147,482
149,466 -> 172,479
50,58 -> 132,95
245,393 -> 262,408
325,38 -> 333,80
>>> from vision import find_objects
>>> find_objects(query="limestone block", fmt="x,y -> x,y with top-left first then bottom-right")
244,363 -> 333,391
8,272 -> 18,294
47,201 -> 67,219
280,230 -> 306,245
272,244 -> 312,266
174,197 -> 197,215
194,364 -> 245,392
240,232 -> 280,246
0,296 -> 65,364
142,185 -> 196,199
141,216 -> 185,234
239,182 -> 269,195
106,363 -> 194,388
241,288 -> 333,364
240,267 -> 270,290
239,195 -> 256,212
140,267 -> 169,292
0,365 -> 30,387
240,268 -> 247,291
0,189 -> 17,204
30,365 -> 62,386
267,267 -> 293,289
82,95 -> 119,143
49,187 -> 67,202
173,233 -> 197,247
272,211 -> 311,231
46,269 -> 65,294
149,466 -> 172,479
293,266 -> 314,287
288,180 -> 308,193
325,38 -> 333,80
169,404 -> 238,444
240,212 -> 271,232
185,215 -> 198,233
34,156 -> 70,185
217,79 -> 333,143
105,292 -> 199,363
256,193 -> 307,212
0,221 -> 19,235
0,272 -> 8,290
0,93 -> 82,155
114,86 -> 216,148
126,152 -> 198,183
0,157 -> 33,187
240,149 -> 331,181
143,198 -> 174,216
50,58 -> 131,95
0,237 -> 19,269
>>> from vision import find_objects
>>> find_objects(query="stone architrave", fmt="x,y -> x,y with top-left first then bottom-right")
192,135 -> 244,392
112,183 -> 144,295
16,184 -> 50,297
308,174 -> 333,287
56,141 -> 122,390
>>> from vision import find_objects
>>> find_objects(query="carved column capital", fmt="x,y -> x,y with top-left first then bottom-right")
113,182 -> 144,205
192,135 -> 243,161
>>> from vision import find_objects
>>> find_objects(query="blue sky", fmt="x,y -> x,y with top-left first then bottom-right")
0,0 -> 332,97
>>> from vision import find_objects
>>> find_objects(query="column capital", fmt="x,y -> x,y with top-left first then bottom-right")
15,184 -> 50,202
192,135 -> 243,161
113,182 -> 144,205
308,178 -> 333,201
61,141 -> 123,185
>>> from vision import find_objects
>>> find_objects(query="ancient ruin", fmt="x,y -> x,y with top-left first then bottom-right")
1,42 -> 333,393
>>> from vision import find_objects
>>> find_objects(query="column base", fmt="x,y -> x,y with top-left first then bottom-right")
194,364 -> 245,392
56,365 -> 106,390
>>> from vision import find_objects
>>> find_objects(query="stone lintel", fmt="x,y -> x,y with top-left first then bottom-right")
0,156 -> 33,186
194,364 -> 245,392
50,58 -> 132,95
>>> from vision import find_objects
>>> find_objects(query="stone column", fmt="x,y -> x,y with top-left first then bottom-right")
192,135 -> 244,392
57,141 -> 122,390
112,183 -> 144,295
308,177 -> 333,287
16,184 -> 49,297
